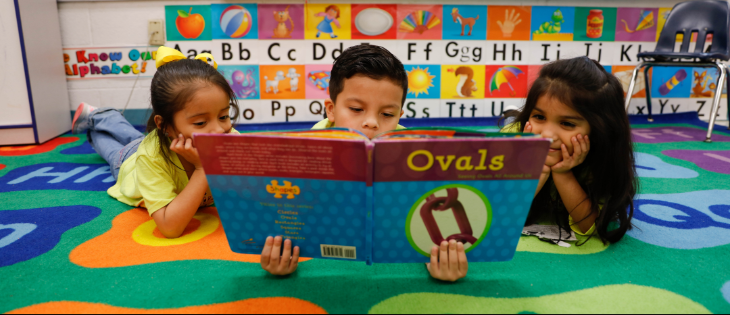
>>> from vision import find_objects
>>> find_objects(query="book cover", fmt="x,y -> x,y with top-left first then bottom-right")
196,132 -> 371,261
196,129 -> 550,263
370,137 -> 549,263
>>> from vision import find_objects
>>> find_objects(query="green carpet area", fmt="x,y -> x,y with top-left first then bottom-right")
1,114 -> 729,313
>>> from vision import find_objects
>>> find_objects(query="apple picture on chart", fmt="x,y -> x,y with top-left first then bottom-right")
177,7 -> 206,39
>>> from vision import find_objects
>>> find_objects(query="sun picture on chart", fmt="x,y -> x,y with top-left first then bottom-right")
407,66 -> 436,97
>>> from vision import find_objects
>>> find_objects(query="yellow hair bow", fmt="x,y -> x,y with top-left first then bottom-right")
155,46 -> 218,69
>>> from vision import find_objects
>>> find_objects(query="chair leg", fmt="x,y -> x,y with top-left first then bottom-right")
643,65 -> 653,122
624,62 -> 644,112
726,65 -> 730,130
705,61 -> 727,142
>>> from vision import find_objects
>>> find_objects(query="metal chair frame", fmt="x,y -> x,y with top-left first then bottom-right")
624,60 -> 728,142
623,0 -> 730,142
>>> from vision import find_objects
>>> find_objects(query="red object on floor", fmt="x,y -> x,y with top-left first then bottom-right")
0,137 -> 78,156
7,298 -> 328,314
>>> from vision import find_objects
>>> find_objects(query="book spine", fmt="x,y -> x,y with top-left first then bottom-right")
366,185 -> 373,265
365,142 -> 374,265
366,142 -> 374,187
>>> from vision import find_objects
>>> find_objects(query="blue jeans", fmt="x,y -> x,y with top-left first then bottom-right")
86,108 -> 145,180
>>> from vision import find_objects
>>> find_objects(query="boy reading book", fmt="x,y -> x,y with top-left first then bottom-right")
260,44 -> 469,282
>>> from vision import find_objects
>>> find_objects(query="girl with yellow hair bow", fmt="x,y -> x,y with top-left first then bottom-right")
71,46 -> 241,239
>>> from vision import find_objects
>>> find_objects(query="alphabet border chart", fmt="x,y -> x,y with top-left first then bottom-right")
64,4 -> 726,124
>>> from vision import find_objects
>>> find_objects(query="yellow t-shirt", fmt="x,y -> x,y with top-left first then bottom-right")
107,129 -> 238,216
500,122 -> 597,236
311,118 -> 406,131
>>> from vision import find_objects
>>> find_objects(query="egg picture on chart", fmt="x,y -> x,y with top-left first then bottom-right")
220,5 -> 253,38
355,8 -> 393,36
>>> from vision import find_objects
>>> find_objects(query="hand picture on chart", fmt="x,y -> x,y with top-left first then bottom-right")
487,6 -> 531,41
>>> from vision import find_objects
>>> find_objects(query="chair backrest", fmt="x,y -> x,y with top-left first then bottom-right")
655,0 -> 729,56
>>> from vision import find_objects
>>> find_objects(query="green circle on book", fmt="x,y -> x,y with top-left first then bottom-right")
405,184 -> 492,257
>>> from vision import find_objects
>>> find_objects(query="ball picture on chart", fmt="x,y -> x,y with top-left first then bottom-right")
220,5 -> 253,38
211,3 -> 258,40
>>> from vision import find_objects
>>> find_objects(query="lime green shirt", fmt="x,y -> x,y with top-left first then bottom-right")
500,122 -> 597,236
107,129 -> 238,216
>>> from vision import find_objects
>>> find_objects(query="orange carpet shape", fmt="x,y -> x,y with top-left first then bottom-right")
70,207 -> 310,268
0,137 -> 78,156
7,297 -> 327,314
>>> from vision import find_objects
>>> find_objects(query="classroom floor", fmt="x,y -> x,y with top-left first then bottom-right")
0,112 -> 729,314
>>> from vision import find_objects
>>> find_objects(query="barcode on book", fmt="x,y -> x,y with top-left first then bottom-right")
320,245 -> 356,259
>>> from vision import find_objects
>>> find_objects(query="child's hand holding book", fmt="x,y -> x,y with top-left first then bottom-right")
426,240 -> 468,282
261,236 -> 300,276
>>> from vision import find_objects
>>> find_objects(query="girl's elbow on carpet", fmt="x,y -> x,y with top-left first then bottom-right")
151,207 -> 185,239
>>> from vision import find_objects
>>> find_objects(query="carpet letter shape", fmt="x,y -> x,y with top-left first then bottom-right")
634,152 -> 699,178
0,137 -> 79,156
627,190 -> 730,249
631,127 -> 730,144
368,284 -> 710,314
69,207 -> 310,268
0,206 -> 101,267
662,150 -> 730,175
0,163 -> 115,193
7,297 -> 327,314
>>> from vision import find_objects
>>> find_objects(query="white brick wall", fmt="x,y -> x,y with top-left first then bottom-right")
60,1 -> 171,111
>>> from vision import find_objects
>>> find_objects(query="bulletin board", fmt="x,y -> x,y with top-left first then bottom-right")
62,4 -> 728,124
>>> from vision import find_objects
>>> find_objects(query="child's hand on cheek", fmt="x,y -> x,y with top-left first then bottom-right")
261,236 -> 300,276
524,121 -> 535,134
170,134 -> 203,169
551,134 -> 590,174
525,122 -> 551,175
426,240 -> 468,282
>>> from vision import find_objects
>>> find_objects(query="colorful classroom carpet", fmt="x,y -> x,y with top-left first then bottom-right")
0,112 -> 729,314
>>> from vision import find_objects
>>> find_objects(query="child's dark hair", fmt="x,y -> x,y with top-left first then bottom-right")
502,56 -> 637,244
147,58 -> 239,167
329,44 -> 408,106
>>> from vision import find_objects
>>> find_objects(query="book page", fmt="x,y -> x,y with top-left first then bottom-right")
371,137 -> 550,263
197,134 -> 370,261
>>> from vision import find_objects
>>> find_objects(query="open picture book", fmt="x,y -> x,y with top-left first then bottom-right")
195,127 -> 550,264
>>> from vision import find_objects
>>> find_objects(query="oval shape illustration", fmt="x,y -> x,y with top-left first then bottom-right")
355,8 -> 393,36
